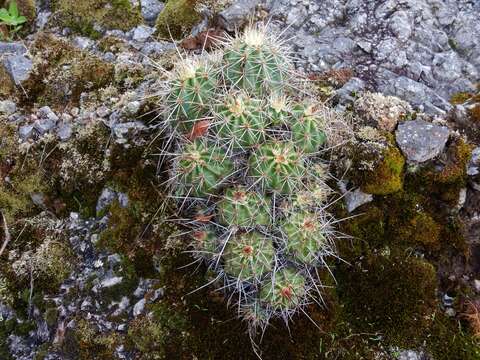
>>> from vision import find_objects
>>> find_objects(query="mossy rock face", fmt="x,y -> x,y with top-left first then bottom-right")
337,255 -> 437,346
155,0 -> 202,40
360,145 -> 405,195
349,132 -> 405,196
21,33 -> 114,110
51,0 -> 142,39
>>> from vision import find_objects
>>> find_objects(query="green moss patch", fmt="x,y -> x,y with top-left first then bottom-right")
337,254 -> 437,346
52,0 -> 142,39
21,32 -> 114,110
155,0 -> 202,40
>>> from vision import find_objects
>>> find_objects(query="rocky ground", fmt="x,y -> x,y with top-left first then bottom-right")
0,0 -> 480,359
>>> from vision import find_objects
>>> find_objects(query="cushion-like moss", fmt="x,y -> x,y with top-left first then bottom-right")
155,0 -> 201,40
337,255 -> 437,346
52,0 -> 142,39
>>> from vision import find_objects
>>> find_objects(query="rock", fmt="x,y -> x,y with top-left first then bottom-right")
0,42 -> 27,55
218,0 -> 261,32
336,77 -> 366,104
467,147 -> 480,176
344,188 -> 373,213
396,120 -> 450,162
2,55 -> 33,85
56,123 -> 72,141
18,125 -> 34,140
133,298 -> 146,317
34,118 -> 57,135
131,25 -> 155,42
72,36 -> 94,50
35,10 -> 51,30
474,279 -> 480,292
96,188 -> 117,214
354,92 -> 412,131
0,100 -> 17,115
397,350 -> 427,360
38,106 -> 59,122
100,276 -> 123,288
140,0 -> 164,23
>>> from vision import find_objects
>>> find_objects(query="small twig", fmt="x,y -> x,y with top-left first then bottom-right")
27,258 -> 34,320
0,210 -> 11,257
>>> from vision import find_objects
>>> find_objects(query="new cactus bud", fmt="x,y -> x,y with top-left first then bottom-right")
166,58 -> 217,130
249,141 -> 305,193
260,267 -> 306,311
217,186 -> 271,227
267,94 -> 291,126
215,93 -> 268,148
223,25 -> 290,95
222,231 -> 275,283
291,104 -> 327,154
176,140 -> 234,196
281,210 -> 326,265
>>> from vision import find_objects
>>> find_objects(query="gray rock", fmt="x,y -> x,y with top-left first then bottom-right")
140,0 -> 164,23
72,36 -> 94,50
0,100 -> 16,115
344,188 -> 373,213
34,117 -> 57,135
467,147 -> 480,176
218,0 -> 261,32
96,188 -> 117,214
397,350 -> 428,360
18,125 -> 34,140
133,298 -> 146,317
396,120 -> 450,162
336,77 -> 366,103
100,276 -> 123,288
38,106 -> 59,122
35,11 -> 51,30
56,123 -> 72,141
0,41 -> 27,55
2,55 -> 33,85
131,25 -> 155,42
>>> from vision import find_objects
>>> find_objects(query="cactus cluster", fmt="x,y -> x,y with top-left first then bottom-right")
162,24 -> 336,334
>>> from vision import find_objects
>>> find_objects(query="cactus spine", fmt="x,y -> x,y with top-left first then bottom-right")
249,141 -> 305,193
163,24 -> 339,337
176,140 -> 233,196
217,187 -> 271,227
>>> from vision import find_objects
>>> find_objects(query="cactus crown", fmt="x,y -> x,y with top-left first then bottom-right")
162,23 -> 339,337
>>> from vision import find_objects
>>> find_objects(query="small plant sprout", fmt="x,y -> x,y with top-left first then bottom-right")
160,22 -> 346,353
0,1 -> 27,41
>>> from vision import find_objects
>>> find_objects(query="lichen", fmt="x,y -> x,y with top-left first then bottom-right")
51,0 -> 142,39
155,0 -> 202,40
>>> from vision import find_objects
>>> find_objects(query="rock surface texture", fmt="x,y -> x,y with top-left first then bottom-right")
266,0 -> 480,113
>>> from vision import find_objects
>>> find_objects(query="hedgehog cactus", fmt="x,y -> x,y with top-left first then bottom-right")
217,187 -> 271,227
162,24 -> 341,337
281,211 -> 327,265
222,231 -> 275,283
223,26 -> 289,95
260,267 -> 307,311
166,59 -> 217,130
291,104 -> 327,154
176,140 -> 234,196
249,141 -> 305,193
215,93 -> 267,148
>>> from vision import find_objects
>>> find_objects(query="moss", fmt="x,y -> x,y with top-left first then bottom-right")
0,124 -> 44,222
359,145 -> 405,195
0,64 -> 15,100
394,211 -> 441,250
21,33 -> 114,110
62,318 -> 120,360
126,302 -> 190,359
155,0 -> 202,40
450,92 -> 473,105
470,104 -> 480,123
52,0 -> 142,39
406,138 -> 473,205
337,254 -> 437,347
